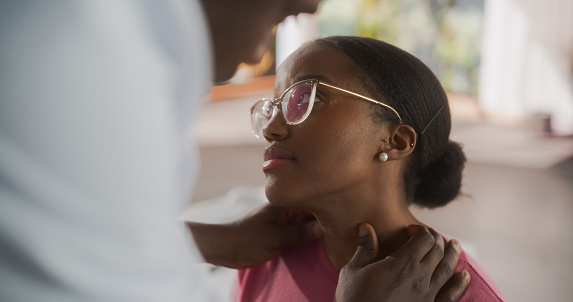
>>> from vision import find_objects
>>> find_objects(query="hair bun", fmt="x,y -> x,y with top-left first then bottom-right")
413,140 -> 466,208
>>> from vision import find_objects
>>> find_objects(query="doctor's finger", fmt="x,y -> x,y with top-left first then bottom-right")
435,270 -> 470,302
421,228 -> 446,269
430,238 -> 462,290
345,223 -> 379,269
394,224 -> 435,262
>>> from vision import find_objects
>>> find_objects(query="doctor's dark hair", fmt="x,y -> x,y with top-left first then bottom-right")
314,36 -> 466,208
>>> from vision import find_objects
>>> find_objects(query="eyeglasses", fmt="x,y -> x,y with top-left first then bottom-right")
250,79 -> 403,138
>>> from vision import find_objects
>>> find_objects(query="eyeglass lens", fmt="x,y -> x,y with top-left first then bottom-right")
251,81 -> 315,138
251,99 -> 273,138
283,83 -> 314,122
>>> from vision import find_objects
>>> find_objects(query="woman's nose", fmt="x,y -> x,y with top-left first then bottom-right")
262,108 -> 290,142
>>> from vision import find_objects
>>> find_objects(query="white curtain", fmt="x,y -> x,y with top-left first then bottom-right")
276,14 -> 318,70
479,0 -> 573,134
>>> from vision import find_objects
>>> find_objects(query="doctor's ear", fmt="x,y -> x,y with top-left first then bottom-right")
380,124 -> 416,161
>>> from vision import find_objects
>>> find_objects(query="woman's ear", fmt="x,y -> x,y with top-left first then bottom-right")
381,124 -> 416,161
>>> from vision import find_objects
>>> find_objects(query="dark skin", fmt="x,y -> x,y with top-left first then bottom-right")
264,44 -> 420,268
188,205 -> 321,269
201,0 -> 321,82
337,224 -> 469,302
190,0 -> 470,300
261,43 -> 470,300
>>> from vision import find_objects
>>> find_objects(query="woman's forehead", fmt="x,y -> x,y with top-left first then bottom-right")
275,44 -> 359,93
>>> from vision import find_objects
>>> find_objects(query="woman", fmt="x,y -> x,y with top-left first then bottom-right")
238,36 -> 505,301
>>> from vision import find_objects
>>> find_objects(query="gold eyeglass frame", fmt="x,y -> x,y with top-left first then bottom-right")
250,79 -> 403,137
317,80 -> 403,124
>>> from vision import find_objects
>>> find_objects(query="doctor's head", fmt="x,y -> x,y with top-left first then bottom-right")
201,0 -> 322,82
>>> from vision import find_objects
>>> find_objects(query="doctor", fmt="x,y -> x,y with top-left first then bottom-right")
0,0 -> 468,301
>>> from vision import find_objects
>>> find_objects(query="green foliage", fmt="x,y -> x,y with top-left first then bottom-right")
316,0 -> 484,95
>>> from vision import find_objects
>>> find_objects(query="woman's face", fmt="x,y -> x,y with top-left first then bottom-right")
262,44 -> 389,207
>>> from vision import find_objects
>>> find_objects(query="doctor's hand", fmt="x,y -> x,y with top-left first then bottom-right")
335,224 -> 470,302
188,204 -> 322,269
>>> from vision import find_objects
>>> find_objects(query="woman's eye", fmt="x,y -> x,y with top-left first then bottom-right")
289,86 -> 312,106
299,92 -> 311,104
313,93 -> 324,103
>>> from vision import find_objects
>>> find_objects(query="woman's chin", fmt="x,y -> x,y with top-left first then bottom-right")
265,186 -> 301,207
265,193 -> 292,206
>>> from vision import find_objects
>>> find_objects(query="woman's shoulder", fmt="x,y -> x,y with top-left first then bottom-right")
455,247 -> 506,302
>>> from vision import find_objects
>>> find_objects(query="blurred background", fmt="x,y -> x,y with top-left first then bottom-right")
183,0 -> 573,301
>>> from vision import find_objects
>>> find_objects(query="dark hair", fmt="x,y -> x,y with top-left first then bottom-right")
314,36 -> 466,208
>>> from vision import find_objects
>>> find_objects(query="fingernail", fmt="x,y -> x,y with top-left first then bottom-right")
463,271 -> 471,283
312,222 -> 322,236
358,224 -> 368,237
451,239 -> 461,251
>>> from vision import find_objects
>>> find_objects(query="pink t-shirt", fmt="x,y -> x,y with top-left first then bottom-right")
236,238 -> 506,302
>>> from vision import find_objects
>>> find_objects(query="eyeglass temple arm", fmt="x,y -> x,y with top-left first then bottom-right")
318,82 -> 403,123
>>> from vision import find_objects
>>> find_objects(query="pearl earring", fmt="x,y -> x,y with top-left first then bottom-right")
410,143 -> 414,147
379,152 -> 388,162
383,138 -> 388,142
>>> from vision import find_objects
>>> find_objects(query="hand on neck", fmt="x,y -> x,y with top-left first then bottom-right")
311,196 -> 420,271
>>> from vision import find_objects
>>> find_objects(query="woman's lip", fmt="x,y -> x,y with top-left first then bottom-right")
263,146 -> 296,161
263,146 -> 296,171
262,158 -> 293,172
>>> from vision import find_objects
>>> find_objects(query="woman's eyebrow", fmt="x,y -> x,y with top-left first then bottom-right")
273,74 -> 337,95
292,74 -> 334,85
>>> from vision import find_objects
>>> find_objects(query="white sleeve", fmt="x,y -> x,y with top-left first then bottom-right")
0,0 -> 216,301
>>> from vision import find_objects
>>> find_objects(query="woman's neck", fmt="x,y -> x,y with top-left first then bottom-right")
311,197 -> 420,271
